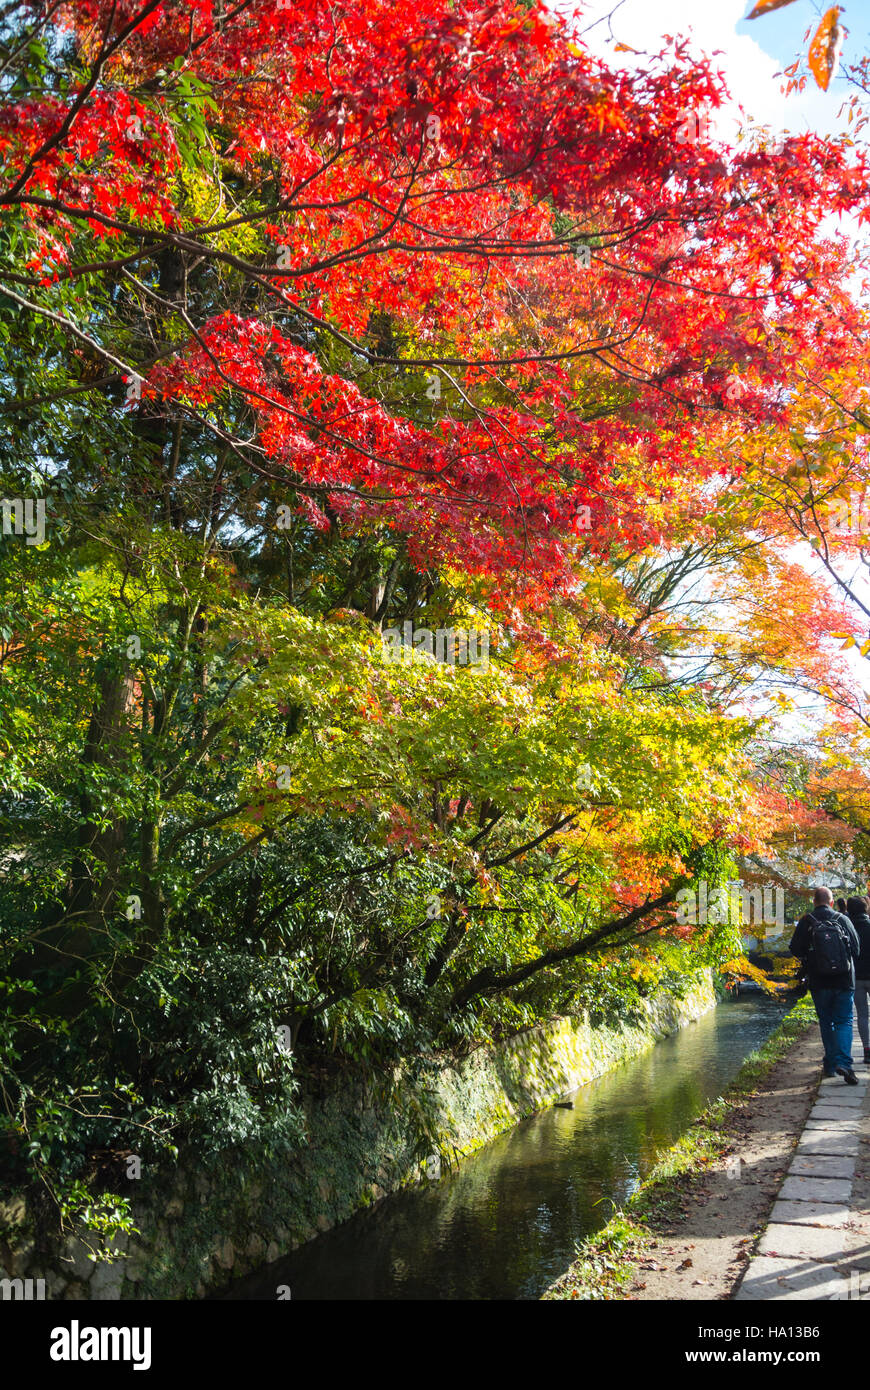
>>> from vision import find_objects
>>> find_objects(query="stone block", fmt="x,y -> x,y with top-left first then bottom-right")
89,1259 -> 125,1300
810,1096 -> 865,1110
736,1256 -> 847,1301
769,1199 -> 852,1228
804,1117 -> 863,1132
778,1175 -> 853,1204
61,1237 -> 96,1282
214,1238 -> 235,1271
758,1222 -> 863,1261
808,1117 -> 865,1130
5,1240 -> 35,1277
245,1233 -> 266,1262
817,1090 -> 865,1102
797,1132 -> 861,1157
789,1154 -> 856,1180
44,1269 -> 69,1300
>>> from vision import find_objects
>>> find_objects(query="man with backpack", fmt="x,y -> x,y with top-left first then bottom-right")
790,888 -> 861,1084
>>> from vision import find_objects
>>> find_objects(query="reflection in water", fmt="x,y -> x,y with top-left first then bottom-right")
223,996 -> 786,1301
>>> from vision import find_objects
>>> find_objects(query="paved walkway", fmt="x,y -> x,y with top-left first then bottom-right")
737,1019 -> 870,1300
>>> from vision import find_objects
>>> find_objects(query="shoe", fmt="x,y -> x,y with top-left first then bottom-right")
838,1069 -> 860,1085
823,1067 -> 837,1078
863,1049 -> 869,1065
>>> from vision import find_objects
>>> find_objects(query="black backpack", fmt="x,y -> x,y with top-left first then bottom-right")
807,913 -> 852,978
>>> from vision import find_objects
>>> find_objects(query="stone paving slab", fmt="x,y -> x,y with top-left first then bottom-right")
812,1103 -> 867,1115
810,1091 -> 866,1106
778,1175 -> 853,1204
809,1105 -> 864,1118
757,1222 -> 868,1262
806,1106 -> 863,1117
803,1116 -> 863,1131
809,1090 -> 865,1100
735,1256 -> 848,1301
800,1117 -> 861,1128
789,1154 -> 857,1180
808,1109 -> 865,1122
796,1132 -> 861,1157
810,1090 -> 865,1100
769,1199 -> 852,1228
814,1082 -> 865,1093
812,1089 -> 865,1097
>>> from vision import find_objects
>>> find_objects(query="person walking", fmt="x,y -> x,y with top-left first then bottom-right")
846,895 -> 870,1066
790,887 -> 860,1083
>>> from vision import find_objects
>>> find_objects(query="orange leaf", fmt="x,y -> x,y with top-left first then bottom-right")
747,0 -> 798,17
808,7 -> 844,92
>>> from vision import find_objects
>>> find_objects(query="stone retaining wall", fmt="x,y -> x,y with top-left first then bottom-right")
0,972 -> 717,1300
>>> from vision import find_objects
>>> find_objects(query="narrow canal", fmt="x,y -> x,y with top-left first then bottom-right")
222,995 -> 788,1300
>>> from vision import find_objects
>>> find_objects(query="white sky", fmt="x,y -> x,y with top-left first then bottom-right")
573,0 -> 869,139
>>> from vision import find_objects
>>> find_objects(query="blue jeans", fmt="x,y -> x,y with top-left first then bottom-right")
811,986 -> 855,1072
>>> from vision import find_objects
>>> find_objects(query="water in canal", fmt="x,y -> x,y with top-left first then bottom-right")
223,994 -> 788,1300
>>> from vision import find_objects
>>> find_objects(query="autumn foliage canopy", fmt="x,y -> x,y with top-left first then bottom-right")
3,0 -> 870,1225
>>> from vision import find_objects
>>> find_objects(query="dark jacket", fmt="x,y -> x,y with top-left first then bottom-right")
849,910 -> 870,980
790,905 -> 860,990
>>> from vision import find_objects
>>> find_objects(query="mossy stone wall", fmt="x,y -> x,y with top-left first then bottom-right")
0,973 -> 716,1299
